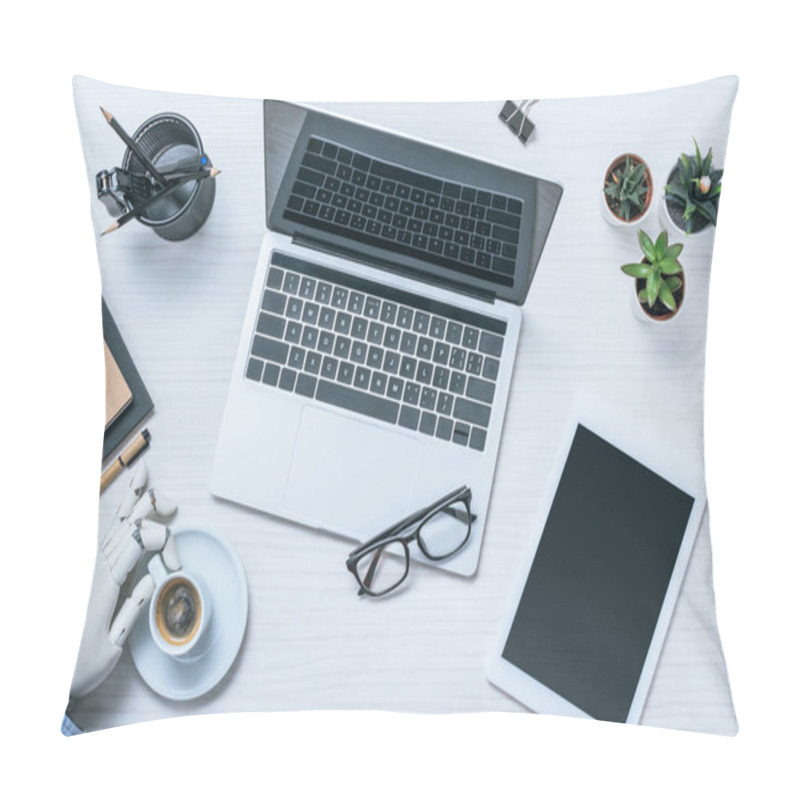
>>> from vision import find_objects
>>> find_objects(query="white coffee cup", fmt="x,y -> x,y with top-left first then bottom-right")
148,554 -> 212,659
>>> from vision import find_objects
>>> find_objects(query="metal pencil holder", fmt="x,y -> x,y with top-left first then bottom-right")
121,113 -> 215,241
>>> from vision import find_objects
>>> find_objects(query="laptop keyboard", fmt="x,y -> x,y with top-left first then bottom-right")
245,251 -> 508,452
282,136 -> 524,288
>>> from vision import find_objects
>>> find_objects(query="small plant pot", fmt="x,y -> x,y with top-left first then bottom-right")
601,153 -> 654,227
629,259 -> 686,323
660,164 -> 715,239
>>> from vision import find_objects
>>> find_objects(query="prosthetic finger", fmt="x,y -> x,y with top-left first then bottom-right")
99,461 -> 149,552
141,487 -> 178,520
108,518 -> 181,584
109,530 -> 144,585
101,487 -> 176,557
137,519 -> 170,551
115,485 -> 177,528
107,519 -> 170,583
108,573 -> 155,647
102,489 -> 152,554
116,460 -> 149,519
161,534 -> 181,571
103,512 -> 142,566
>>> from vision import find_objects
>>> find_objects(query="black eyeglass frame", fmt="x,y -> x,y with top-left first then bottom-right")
345,485 -> 475,597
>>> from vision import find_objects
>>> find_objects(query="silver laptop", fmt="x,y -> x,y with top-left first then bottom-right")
211,101 -> 562,576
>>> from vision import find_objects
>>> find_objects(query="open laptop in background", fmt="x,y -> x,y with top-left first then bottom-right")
211,101 -> 562,576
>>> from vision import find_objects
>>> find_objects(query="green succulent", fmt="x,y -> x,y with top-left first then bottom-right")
604,156 -> 651,221
621,230 -> 684,313
664,139 -> 723,232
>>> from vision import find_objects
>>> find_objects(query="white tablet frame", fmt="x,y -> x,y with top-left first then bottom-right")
486,400 -> 707,724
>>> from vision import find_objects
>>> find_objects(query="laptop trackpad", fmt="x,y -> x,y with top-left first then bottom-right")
282,406 -> 420,538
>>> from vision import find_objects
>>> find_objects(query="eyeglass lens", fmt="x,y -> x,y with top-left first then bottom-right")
355,540 -> 408,595
418,499 -> 472,558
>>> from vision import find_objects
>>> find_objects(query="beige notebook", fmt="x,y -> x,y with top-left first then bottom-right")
104,340 -> 132,429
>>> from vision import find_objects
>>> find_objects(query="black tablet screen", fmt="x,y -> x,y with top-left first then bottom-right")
502,424 -> 695,722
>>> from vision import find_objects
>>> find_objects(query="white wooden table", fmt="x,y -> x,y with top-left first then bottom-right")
69,76 -> 738,734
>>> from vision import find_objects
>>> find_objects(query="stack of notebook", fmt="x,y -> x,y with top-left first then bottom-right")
102,299 -> 153,461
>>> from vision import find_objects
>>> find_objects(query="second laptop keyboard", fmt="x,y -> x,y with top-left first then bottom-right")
245,251 -> 507,452
282,136 -> 524,287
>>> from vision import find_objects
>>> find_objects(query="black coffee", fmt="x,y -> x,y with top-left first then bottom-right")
156,578 -> 201,644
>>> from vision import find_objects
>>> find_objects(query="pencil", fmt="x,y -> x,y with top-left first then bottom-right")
100,107 -> 169,189
100,429 -> 151,494
101,168 -> 220,235
153,167 -> 218,182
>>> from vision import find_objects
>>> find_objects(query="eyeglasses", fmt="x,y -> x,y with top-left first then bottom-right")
346,486 -> 475,597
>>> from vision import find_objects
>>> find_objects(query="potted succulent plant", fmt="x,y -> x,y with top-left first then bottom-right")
601,154 -> 654,226
660,140 -> 723,236
621,229 -> 685,322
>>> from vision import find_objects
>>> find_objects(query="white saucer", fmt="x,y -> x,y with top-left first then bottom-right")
129,526 -> 248,701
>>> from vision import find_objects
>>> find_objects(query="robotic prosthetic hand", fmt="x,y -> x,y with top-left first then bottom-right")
70,460 -> 179,698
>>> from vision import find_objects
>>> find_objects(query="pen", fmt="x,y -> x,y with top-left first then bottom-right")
100,428 -> 151,494
159,152 -> 209,175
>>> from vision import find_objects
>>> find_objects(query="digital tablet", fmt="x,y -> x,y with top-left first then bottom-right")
486,408 -> 705,724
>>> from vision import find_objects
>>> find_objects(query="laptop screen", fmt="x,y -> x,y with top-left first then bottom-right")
263,100 -> 562,306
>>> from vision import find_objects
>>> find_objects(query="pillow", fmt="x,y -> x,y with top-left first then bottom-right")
65,75 -> 738,735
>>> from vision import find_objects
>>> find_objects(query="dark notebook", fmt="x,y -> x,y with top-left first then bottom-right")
102,298 -> 153,462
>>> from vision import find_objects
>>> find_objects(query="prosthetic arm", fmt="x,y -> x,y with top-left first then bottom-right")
69,460 -> 178,698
